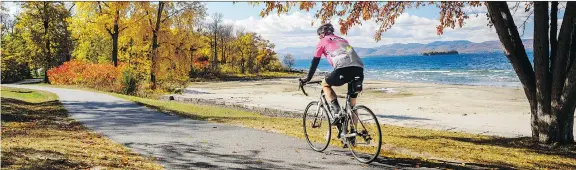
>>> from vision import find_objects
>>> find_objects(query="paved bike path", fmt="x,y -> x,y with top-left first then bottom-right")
3,85 -> 438,170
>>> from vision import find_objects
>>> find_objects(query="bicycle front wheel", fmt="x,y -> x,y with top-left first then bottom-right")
303,101 -> 331,152
348,105 -> 382,163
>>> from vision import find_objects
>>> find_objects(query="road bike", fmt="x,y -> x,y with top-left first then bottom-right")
298,78 -> 382,163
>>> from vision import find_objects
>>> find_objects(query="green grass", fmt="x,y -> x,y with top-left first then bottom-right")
35,84 -> 576,169
1,86 -> 58,103
1,87 -> 164,169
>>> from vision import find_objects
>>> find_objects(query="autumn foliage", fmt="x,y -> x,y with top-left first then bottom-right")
47,61 -> 126,92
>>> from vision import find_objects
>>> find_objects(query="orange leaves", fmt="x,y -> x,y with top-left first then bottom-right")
47,60 -> 127,92
298,2 -> 315,12
193,55 -> 209,70
257,1 -> 485,41
436,2 -> 470,35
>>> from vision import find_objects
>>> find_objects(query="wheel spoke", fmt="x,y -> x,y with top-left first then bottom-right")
348,105 -> 382,164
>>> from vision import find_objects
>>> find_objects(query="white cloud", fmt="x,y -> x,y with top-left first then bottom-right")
216,3 -> 549,50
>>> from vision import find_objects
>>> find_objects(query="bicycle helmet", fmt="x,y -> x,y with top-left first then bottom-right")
317,23 -> 335,36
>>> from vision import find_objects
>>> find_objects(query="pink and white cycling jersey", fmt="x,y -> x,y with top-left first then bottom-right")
314,34 -> 364,69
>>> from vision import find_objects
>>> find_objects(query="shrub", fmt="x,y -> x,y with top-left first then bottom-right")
47,60 -> 125,92
47,60 -> 180,98
121,69 -> 138,95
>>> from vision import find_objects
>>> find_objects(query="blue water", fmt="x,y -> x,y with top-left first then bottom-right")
293,52 -> 534,87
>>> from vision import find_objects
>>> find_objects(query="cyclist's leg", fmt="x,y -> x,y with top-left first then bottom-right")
323,69 -> 346,114
321,80 -> 337,105
347,67 -> 364,130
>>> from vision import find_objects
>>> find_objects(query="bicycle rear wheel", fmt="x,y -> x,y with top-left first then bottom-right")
347,105 -> 382,163
303,101 -> 332,152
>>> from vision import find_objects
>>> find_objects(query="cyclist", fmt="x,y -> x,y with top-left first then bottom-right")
299,23 -> 365,141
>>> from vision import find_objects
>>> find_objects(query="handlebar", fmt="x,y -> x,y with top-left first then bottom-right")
298,79 -> 322,96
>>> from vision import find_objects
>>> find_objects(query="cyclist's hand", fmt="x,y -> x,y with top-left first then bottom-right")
299,78 -> 309,84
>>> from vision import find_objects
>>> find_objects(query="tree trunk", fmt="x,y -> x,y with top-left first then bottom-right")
551,1 -> 558,70
112,9 -> 119,67
221,37 -> 226,64
534,2 -> 555,143
150,2 -> 164,89
552,2 -> 576,144
487,2 -> 539,140
241,57 -> 245,74
489,2 -> 576,144
43,2 -> 51,84
213,31 -> 218,71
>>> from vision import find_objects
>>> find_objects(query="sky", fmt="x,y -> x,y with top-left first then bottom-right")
5,2 -> 556,51
204,2 -> 540,50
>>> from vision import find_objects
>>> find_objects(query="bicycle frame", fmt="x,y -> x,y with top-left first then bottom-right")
300,80 -> 363,138
300,79 -> 382,163
315,87 -> 357,134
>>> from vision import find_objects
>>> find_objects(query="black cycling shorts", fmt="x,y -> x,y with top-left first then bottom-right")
324,66 -> 364,98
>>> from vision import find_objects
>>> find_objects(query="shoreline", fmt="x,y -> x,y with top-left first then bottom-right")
164,77 -> 549,138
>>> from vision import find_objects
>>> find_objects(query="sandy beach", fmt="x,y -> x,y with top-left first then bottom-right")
171,78 -> 557,138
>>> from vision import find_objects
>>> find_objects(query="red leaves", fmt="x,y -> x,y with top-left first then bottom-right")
47,60 -> 127,92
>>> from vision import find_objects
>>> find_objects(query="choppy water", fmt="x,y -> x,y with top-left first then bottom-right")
292,52 -> 534,87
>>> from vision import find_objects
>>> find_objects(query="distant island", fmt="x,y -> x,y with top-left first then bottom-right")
422,50 -> 459,56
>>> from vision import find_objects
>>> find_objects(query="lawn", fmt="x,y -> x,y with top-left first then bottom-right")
0,87 -> 164,169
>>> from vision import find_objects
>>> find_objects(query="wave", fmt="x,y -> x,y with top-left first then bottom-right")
410,70 -> 451,73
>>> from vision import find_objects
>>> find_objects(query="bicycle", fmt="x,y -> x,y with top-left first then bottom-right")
298,78 -> 382,163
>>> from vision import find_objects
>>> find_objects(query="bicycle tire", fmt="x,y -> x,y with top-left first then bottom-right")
347,105 -> 382,163
303,101 -> 332,152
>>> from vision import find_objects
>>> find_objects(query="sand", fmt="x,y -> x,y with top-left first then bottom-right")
172,78 -> 567,138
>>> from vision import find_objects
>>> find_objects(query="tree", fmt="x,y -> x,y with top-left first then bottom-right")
1,3 -> 15,37
16,2 -> 73,83
488,2 -> 575,144
97,2 -> 130,67
148,1 -> 164,89
283,53 -> 295,70
257,2 -> 575,145
138,2 -> 205,89
207,12 -> 223,72
219,24 -> 233,64
71,2 -> 132,66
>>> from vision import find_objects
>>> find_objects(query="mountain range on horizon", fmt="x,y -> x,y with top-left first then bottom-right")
276,39 -> 534,59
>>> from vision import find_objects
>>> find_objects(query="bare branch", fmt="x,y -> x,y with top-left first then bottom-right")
519,9 -> 534,37
67,2 -> 75,12
97,2 -> 103,14
101,1 -> 110,8
510,2 -> 521,15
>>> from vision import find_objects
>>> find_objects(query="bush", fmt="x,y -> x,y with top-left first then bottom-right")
121,69 -> 138,95
47,60 -> 180,98
47,60 -> 125,92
